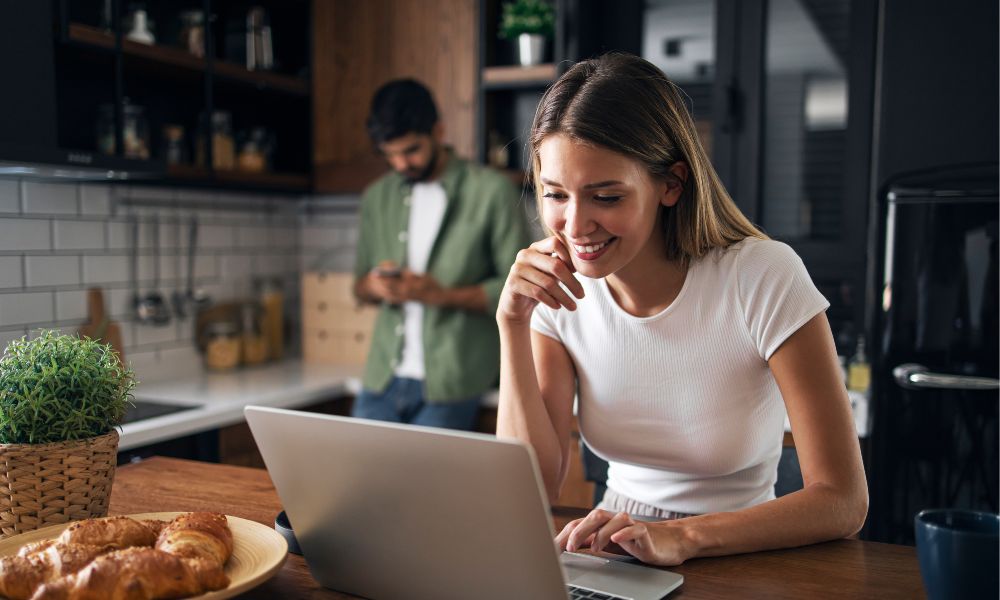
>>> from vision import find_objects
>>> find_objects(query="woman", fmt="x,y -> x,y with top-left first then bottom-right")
496,53 -> 868,567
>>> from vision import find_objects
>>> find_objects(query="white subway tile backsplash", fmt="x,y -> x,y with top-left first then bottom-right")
0,292 -> 54,326
270,226 -> 298,250
83,255 -> 131,284
106,221 -> 131,249
200,224 -> 235,248
0,257 -> 23,288
193,254 -> 218,279
54,220 -> 105,250
54,289 -> 88,321
254,254 -> 289,276
237,225 -> 269,248
219,255 -> 252,280
301,225 -> 337,248
21,181 -> 78,214
26,256 -> 80,287
79,185 -> 111,216
0,219 -> 52,251
108,288 -> 135,319
0,180 -> 19,213
134,322 -> 178,346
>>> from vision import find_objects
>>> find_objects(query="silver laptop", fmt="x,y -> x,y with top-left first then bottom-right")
245,405 -> 683,600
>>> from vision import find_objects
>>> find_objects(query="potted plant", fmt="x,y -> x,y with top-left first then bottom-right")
0,330 -> 135,538
498,0 -> 556,67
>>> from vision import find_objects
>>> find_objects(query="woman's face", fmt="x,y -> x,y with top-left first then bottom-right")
537,134 -> 682,280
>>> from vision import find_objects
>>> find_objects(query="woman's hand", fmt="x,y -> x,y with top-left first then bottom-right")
555,509 -> 695,567
497,236 -> 585,326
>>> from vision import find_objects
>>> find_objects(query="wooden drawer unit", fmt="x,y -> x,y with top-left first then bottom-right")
301,272 -> 377,365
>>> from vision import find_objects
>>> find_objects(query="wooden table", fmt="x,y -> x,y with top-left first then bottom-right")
109,457 -> 925,599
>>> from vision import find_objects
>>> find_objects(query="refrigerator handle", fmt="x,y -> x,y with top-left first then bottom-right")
893,363 -> 1000,391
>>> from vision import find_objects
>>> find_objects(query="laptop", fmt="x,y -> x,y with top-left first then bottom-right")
245,405 -> 683,600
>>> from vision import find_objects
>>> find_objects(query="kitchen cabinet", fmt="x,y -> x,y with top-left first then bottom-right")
475,0 -> 643,185
54,0 -> 312,192
312,0 -> 478,193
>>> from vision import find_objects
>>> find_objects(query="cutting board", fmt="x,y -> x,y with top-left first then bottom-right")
78,287 -> 125,364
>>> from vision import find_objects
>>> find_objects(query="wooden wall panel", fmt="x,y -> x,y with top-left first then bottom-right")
313,0 -> 477,192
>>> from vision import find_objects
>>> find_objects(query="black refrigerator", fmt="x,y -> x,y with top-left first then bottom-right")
861,0 -> 999,544
866,166 -> 999,544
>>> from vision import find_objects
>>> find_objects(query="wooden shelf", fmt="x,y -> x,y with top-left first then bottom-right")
482,63 -> 558,90
67,23 -> 308,96
167,164 -> 311,191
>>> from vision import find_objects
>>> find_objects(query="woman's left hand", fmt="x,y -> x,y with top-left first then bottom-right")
555,509 -> 694,566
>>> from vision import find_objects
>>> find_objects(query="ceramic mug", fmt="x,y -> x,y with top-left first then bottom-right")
914,508 -> 999,600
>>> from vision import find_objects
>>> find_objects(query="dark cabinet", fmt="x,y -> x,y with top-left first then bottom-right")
53,0 -> 312,191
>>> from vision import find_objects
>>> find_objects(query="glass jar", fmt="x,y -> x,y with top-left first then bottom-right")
178,10 -> 206,57
237,127 -> 273,172
96,101 -> 150,159
162,124 -> 187,165
196,110 -> 236,170
205,320 -> 241,371
241,302 -> 269,365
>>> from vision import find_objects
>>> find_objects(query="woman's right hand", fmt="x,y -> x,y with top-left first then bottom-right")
497,236 -> 586,326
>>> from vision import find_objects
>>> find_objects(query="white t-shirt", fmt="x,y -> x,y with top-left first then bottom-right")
395,181 -> 448,379
530,238 -> 829,514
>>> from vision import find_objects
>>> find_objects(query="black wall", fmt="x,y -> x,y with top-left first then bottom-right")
874,0 -> 999,186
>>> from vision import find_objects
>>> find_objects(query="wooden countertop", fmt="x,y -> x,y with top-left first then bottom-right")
108,457 -> 924,599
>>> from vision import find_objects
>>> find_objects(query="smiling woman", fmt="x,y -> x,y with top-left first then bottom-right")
495,52 -> 868,567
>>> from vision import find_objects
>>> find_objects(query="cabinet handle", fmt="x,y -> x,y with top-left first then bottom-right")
893,363 -> 999,391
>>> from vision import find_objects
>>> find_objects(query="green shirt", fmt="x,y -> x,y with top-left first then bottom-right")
353,153 -> 531,402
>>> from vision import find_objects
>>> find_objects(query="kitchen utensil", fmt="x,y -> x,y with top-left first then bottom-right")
134,216 -> 170,326
172,216 -> 211,318
78,287 -> 125,364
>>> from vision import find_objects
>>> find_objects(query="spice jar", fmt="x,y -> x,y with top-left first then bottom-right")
162,124 -> 187,165
241,302 -> 269,365
178,10 -> 206,57
205,320 -> 241,371
256,277 -> 284,361
196,110 -> 235,170
96,100 -> 150,159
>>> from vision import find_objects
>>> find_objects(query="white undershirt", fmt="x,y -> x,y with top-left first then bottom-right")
530,238 -> 829,514
395,181 -> 447,379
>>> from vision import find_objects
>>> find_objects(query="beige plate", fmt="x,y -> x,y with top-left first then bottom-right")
0,512 -> 289,599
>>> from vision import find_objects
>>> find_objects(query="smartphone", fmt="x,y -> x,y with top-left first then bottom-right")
374,266 -> 402,278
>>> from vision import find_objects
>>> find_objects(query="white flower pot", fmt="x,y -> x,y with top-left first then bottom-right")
517,33 -> 546,67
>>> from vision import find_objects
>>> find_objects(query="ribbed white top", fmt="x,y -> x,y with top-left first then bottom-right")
531,238 -> 829,514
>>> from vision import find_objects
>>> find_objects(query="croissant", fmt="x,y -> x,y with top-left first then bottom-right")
28,547 -> 230,600
56,516 -> 159,549
155,513 -> 233,566
0,542 -> 111,600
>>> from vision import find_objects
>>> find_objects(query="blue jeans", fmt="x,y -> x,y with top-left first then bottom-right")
351,377 -> 482,431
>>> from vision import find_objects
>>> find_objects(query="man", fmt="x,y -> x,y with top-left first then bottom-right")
352,79 -> 531,430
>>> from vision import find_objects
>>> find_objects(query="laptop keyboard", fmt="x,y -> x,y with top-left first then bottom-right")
567,584 -> 630,600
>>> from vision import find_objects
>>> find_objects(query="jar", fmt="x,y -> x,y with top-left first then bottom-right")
241,302 -> 269,365
205,320 -> 241,371
196,110 -> 236,170
237,127 -> 273,172
96,101 -> 150,159
178,10 -> 206,57
162,124 -> 187,165
255,277 -> 284,361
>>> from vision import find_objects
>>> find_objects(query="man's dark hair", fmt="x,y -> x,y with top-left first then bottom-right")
366,79 -> 439,145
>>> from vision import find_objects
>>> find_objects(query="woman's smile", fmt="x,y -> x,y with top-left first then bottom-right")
570,237 -> 617,261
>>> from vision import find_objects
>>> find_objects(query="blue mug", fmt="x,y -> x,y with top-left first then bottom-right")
914,509 -> 999,600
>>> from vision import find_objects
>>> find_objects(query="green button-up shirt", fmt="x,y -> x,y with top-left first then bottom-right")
353,153 -> 531,403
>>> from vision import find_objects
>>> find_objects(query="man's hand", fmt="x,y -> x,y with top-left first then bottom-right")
396,271 -> 444,305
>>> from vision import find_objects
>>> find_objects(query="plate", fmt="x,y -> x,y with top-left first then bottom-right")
0,512 -> 288,599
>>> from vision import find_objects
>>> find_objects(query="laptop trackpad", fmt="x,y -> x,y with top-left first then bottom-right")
561,552 -> 684,600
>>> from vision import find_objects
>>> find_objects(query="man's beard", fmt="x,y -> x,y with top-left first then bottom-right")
402,144 -> 439,183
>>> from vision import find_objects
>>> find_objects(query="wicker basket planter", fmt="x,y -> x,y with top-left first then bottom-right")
0,429 -> 119,539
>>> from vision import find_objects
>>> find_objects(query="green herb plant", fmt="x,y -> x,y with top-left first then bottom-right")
498,0 -> 555,40
0,331 -> 136,444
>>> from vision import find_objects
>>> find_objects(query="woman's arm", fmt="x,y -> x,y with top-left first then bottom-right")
496,237 -> 584,503
557,312 -> 868,565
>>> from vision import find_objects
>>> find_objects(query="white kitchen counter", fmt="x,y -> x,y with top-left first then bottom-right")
120,360 -> 364,451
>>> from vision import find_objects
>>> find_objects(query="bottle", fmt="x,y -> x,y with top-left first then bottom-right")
847,335 -> 871,393
257,278 -> 284,361
126,9 -> 155,45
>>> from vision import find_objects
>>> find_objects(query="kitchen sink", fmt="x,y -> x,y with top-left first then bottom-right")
122,400 -> 199,424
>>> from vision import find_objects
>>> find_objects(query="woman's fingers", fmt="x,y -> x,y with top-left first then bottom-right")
523,239 -> 585,301
514,262 -> 579,310
564,509 -> 616,552
591,512 -> 635,554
